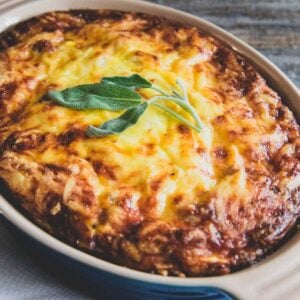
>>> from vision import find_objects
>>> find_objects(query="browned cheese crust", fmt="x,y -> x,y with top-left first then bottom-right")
0,10 -> 299,276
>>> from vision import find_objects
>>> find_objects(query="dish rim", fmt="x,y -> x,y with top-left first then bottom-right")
0,0 -> 299,298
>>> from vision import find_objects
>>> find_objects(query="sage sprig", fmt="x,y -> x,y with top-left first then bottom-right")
47,74 -> 203,137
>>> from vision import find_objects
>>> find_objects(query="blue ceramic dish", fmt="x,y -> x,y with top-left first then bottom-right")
0,216 -> 233,299
0,1 -> 299,299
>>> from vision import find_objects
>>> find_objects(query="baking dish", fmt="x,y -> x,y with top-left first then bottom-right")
0,0 -> 299,299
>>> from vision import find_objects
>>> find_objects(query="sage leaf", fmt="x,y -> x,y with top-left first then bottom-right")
47,81 -> 142,111
149,96 -> 202,130
176,79 -> 189,102
87,102 -> 148,137
152,103 -> 201,133
102,74 -> 152,89
47,73 -> 203,138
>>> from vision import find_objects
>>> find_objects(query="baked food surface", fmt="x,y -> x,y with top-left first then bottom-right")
0,10 -> 299,276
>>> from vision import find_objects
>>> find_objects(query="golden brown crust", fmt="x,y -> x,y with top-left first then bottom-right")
0,10 -> 299,277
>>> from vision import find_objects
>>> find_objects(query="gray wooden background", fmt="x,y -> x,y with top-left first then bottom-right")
148,0 -> 300,88
0,1 -> 299,300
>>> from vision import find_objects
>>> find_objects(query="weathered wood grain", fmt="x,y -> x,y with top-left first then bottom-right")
148,0 -> 300,88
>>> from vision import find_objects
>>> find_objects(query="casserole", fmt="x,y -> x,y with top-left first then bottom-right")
0,0 -> 299,298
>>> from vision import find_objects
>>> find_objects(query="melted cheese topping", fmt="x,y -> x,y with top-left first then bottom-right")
0,10 -> 299,276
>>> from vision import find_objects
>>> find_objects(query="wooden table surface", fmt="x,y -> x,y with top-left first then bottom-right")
148,0 -> 300,88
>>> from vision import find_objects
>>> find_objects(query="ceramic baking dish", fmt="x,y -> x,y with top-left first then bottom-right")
0,0 -> 299,299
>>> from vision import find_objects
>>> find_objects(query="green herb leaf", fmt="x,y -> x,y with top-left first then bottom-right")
149,96 -> 202,130
47,74 -> 203,138
176,79 -> 189,102
87,102 -> 148,137
152,103 -> 201,132
102,74 -> 152,89
47,81 -> 142,111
